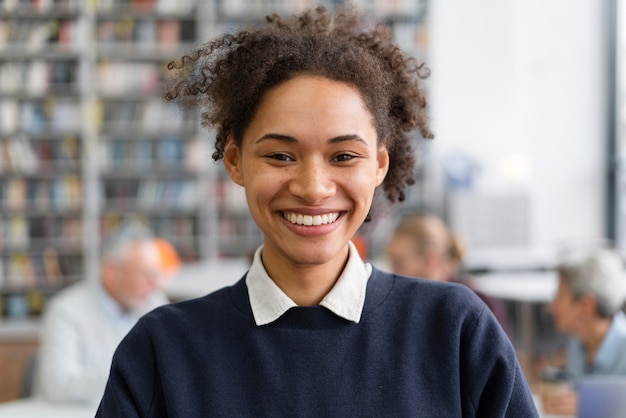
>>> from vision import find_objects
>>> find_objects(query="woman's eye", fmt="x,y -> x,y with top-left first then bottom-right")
267,153 -> 293,161
333,153 -> 356,162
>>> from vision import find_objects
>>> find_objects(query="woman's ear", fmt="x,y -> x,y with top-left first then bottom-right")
223,136 -> 244,186
375,145 -> 390,186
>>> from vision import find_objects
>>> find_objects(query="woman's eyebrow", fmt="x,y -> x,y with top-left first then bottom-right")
328,134 -> 367,145
255,133 -> 367,144
255,133 -> 297,144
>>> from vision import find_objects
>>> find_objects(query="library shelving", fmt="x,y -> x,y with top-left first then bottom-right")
0,0 -> 428,324
0,2 -> 87,322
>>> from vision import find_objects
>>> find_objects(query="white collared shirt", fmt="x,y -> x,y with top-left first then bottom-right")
246,241 -> 372,326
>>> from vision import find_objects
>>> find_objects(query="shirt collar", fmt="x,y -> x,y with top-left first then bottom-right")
246,241 -> 372,326
594,310 -> 626,372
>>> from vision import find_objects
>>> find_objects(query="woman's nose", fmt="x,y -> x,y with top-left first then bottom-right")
289,160 -> 335,203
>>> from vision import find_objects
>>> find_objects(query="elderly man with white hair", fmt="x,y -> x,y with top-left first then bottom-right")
36,222 -> 178,404
542,247 -> 626,415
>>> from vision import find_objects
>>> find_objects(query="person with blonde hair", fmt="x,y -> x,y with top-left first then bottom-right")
386,212 -> 511,335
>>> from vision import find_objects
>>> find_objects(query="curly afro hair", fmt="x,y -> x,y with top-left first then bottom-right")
164,6 -> 432,203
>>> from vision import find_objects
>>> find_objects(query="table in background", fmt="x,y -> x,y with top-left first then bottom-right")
165,258 -> 249,301
468,271 -> 559,387
0,398 -> 96,418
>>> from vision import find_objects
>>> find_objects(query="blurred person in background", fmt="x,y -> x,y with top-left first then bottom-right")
386,212 -> 512,337
36,222 -> 179,403
542,247 -> 626,415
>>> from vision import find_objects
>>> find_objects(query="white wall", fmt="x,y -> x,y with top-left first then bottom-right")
426,0 -> 609,267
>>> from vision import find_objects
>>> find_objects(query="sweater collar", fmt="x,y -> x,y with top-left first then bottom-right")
246,241 -> 371,326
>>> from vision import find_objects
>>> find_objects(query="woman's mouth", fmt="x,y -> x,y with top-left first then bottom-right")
282,212 -> 340,226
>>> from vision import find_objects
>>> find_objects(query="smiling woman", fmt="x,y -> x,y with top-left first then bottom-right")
96,6 -> 539,417
223,75 -> 388,304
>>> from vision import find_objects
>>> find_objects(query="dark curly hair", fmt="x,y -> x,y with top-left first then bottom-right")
164,6 -> 432,203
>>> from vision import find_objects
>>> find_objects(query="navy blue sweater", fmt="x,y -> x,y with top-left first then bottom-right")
97,268 -> 538,417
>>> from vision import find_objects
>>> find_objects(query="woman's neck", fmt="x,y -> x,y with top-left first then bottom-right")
261,247 -> 350,306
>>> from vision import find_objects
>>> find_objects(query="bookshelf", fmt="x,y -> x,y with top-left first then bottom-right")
0,2 -> 87,322
0,0 -> 428,324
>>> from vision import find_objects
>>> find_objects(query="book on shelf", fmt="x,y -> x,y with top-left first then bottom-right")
0,134 -> 81,174
1,98 -> 81,135
7,215 -> 29,249
0,18 -> 84,52
156,137 -> 184,165
1,249 -> 65,292
6,178 -> 27,210
0,100 -> 20,134
6,253 -> 37,289
135,179 -> 196,209
2,133 -> 39,173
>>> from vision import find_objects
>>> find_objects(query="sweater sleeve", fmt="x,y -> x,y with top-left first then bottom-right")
461,304 -> 539,417
96,320 -> 161,418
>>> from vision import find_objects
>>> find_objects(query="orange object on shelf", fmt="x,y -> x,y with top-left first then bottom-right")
154,238 -> 181,275
352,234 -> 368,261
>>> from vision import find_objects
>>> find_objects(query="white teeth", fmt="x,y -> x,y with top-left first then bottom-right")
283,212 -> 339,226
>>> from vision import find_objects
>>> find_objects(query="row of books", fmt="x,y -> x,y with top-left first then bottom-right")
212,177 -> 251,211
1,0 -> 197,16
1,98 -> 194,135
98,99 -> 193,133
0,291 -> 48,319
97,137 -> 197,171
1,0 -> 82,14
0,99 -> 81,135
0,176 -> 83,211
0,18 -> 85,51
97,17 -> 196,46
217,0 -> 422,18
0,250 -> 81,292
99,213 -> 197,260
216,215 -> 262,258
97,61 -> 162,96
0,60 -> 79,96
101,212 -> 196,245
95,0 -> 197,15
101,178 -> 198,210
0,135 -> 80,173
0,215 -> 83,251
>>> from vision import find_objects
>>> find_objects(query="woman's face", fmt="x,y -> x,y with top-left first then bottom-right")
225,75 -> 388,270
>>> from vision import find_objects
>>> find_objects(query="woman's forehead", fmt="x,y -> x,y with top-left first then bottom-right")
246,76 -> 377,141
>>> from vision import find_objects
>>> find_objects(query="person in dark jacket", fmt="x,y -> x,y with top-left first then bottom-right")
97,5 -> 538,417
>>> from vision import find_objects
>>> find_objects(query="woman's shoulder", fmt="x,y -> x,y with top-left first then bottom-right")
142,275 -> 250,326
367,267 -> 487,316
371,267 -> 480,300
